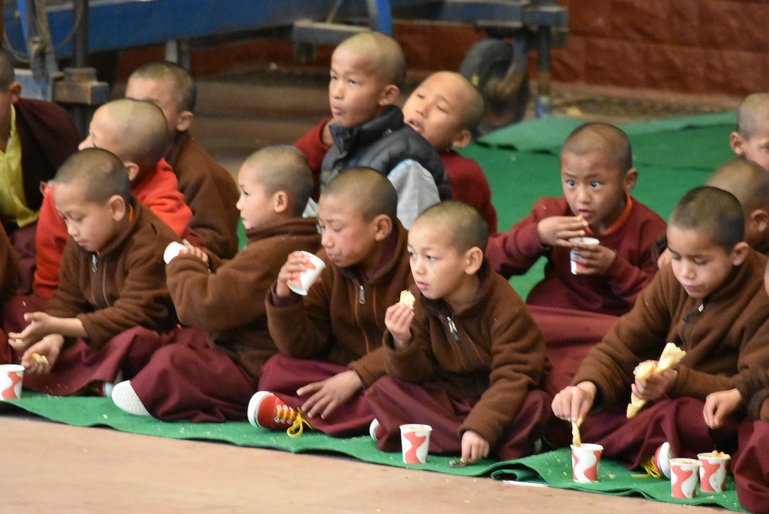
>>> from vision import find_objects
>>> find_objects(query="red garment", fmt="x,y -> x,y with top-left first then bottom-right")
366,378 -> 551,460
130,328 -> 255,422
440,150 -> 497,233
733,419 -> 769,513
258,354 -> 375,437
487,196 -> 666,316
33,159 -> 192,298
293,117 -> 330,201
22,326 -> 172,395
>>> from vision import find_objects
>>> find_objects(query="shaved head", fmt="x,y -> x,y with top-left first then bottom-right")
335,32 -> 406,87
415,200 -> 488,252
241,146 -> 313,216
737,93 -> 769,139
670,186 -> 744,251
322,167 -> 397,222
707,157 -> 769,213
55,148 -> 132,204
563,122 -> 633,174
99,99 -> 169,167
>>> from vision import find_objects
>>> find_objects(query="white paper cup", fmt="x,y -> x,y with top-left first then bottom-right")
163,241 -> 187,264
569,237 -> 600,275
571,443 -> 603,482
698,452 -> 730,493
0,364 -> 24,400
671,457 -> 700,499
287,251 -> 326,296
400,424 -> 432,464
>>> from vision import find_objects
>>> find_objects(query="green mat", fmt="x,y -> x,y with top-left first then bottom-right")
4,394 -> 745,512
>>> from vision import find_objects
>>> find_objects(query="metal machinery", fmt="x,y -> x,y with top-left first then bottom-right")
2,0 -> 568,132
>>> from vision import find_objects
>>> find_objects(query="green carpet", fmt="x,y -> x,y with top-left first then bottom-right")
4,393 -> 745,511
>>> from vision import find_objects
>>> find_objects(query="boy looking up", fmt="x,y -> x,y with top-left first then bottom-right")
366,201 -> 550,464
33,98 -> 192,298
488,122 -> 666,316
552,187 -> 769,501
110,146 -> 321,421
294,32 -> 450,227
401,71 -> 498,233
126,61 -> 240,258
7,148 -> 178,395
249,167 -> 414,437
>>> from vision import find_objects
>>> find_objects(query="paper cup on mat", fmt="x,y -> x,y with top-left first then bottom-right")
671,458 -> 700,499
287,251 -> 326,296
698,452 -> 730,493
400,424 -> 432,464
0,364 -> 24,400
571,443 -> 603,482
569,237 -> 599,275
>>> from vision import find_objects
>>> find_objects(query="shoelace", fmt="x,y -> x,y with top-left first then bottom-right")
275,404 -> 313,438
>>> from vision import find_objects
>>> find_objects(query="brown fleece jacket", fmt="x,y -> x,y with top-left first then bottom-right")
45,201 -> 178,347
266,221 -> 414,386
383,260 -> 549,447
166,217 -> 321,380
573,250 -> 769,410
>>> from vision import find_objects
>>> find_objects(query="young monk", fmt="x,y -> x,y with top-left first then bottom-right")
7,148 -> 178,395
33,99 -> 192,298
730,92 -> 769,172
552,187 -> 769,512
401,71 -> 498,232
249,167 -> 414,437
293,32 -> 449,227
366,201 -> 550,464
110,146 -> 321,421
706,157 -> 769,254
126,61 -> 240,258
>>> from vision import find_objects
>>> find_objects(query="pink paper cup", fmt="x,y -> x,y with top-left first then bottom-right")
400,424 -> 432,464
698,452 -> 731,493
571,443 -> 603,483
671,458 -> 700,499
287,251 -> 326,296
569,237 -> 599,275
0,364 -> 24,400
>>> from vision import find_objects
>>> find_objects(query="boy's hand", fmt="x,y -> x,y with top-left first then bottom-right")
20,334 -> 65,375
384,303 -> 414,349
632,368 -> 676,402
537,216 -> 588,247
276,251 -> 311,298
570,243 -> 616,276
182,241 -> 209,265
9,312 -> 58,346
703,388 -> 742,429
460,430 -> 490,464
552,381 -> 597,423
297,369 -> 362,419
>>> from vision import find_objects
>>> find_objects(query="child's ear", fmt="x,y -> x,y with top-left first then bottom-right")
124,162 -> 140,181
731,241 -> 750,266
378,84 -> 400,107
463,247 -> 484,275
451,128 -> 473,150
623,167 -> 638,192
372,213 -> 393,242
8,82 -> 21,103
749,208 -> 769,235
108,195 -> 127,221
273,190 -> 289,214
175,110 -> 194,133
730,131 -> 746,156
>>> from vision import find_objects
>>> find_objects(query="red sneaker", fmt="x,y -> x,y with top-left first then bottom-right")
247,391 -> 312,438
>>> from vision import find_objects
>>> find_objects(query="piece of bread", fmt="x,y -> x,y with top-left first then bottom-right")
626,343 -> 686,419
399,289 -> 415,307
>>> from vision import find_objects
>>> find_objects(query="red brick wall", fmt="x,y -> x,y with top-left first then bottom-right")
116,1 -> 768,97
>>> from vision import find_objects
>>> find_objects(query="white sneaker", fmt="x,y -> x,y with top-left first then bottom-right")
111,381 -> 151,417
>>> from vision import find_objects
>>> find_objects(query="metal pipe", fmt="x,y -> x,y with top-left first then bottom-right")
536,26 -> 552,118
72,0 -> 88,68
